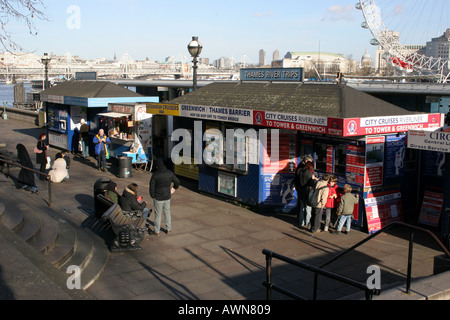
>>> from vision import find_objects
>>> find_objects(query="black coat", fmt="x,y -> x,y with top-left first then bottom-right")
16,144 -> 36,188
150,162 -> 180,201
36,139 -> 48,165
119,188 -> 147,212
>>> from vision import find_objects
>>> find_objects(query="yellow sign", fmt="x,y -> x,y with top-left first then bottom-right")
146,103 -> 180,116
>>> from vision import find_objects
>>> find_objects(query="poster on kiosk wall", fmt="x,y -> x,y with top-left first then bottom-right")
364,136 -> 385,188
260,133 -> 298,211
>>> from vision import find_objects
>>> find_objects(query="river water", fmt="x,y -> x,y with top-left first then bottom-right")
0,82 -> 32,107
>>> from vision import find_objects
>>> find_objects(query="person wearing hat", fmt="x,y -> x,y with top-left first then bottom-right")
79,119 -> 90,158
149,159 -> 180,236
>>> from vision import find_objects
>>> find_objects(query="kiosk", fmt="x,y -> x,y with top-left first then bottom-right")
97,103 -> 153,169
40,81 -> 158,153
146,68 -> 446,234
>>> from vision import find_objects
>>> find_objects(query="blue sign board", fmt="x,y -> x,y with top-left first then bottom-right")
241,68 -> 303,82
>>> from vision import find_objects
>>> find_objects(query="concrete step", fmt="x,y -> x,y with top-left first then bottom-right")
2,206 -> 24,233
45,221 -> 77,268
16,209 -> 42,244
0,173 -> 110,291
57,219 -> 110,290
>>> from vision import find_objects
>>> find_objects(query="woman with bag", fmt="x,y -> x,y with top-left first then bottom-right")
35,133 -> 49,181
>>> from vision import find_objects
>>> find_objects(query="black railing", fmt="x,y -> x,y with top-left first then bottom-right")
0,155 -> 52,208
315,222 -> 450,297
263,222 -> 450,300
262,249 -> 380,300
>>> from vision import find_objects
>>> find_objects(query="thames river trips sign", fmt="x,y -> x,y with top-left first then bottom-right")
240,68 -> 304,82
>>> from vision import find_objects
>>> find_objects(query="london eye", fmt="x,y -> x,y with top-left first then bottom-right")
356,0 -> 450,82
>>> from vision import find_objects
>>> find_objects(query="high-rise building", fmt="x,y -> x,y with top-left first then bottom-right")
425,29 -> 450,63
273,50 -> 280,62
259,49 -> 266,67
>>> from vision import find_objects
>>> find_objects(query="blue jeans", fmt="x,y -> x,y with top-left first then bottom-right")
81,139 -> 89,158
153,199 -> 171,234
298,199 -> 312,227
337,215 -> 353,232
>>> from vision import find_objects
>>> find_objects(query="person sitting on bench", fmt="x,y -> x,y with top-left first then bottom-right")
119,183 -> 150,221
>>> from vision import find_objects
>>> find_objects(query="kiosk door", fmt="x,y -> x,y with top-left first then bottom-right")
152,115 -> 169,159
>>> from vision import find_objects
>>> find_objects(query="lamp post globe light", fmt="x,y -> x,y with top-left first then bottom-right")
41,53 -> 51,90
187,36 -> 203,91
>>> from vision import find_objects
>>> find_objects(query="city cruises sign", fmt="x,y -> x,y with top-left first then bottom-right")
146,103 -> 445,137
342,114 -> 443,137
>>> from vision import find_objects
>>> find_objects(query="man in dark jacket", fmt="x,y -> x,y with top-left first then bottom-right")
149,159 -> 180,236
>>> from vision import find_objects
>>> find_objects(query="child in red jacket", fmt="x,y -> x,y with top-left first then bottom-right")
324,175 -> 339,232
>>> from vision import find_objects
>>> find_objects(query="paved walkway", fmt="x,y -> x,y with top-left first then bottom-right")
0,118 -> 448,301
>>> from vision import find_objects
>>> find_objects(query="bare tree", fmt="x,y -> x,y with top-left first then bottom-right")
0,0 -> 47,51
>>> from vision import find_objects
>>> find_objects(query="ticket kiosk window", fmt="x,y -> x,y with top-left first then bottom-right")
315,142 -> 327,172
335,144 -> 347,175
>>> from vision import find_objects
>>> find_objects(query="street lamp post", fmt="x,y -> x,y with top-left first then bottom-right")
187,36 -> 203,91
41,53 -> 51,90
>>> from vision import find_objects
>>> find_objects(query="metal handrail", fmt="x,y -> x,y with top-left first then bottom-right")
314,222 -> 450,298
0,155 -> 52,208
262,249 -> 380,300
262,222 -> 450,300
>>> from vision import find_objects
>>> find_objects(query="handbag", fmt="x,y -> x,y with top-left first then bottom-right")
78,140 -> 82,152
45,156 -> 52,170
34,147 -> 43,154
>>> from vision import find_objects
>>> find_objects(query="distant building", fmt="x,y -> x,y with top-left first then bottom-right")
273,50 -> 280,62
425,28 -> 450,70
259,49 -> 266,67
360,49 -> 373,69
281,52 -> 354,74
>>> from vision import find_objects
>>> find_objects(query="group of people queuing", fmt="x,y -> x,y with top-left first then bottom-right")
104,159 -> 180,236
295,155 -> 360,235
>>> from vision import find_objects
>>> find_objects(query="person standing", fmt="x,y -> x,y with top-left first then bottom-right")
149,159 -> 180,236
334,185 -> 359,235
295,155 -> 317,228
324,175 -> 338,232
310,174 -> 331,234
93,129 -> 111,172
79,119 -> 90,158
16,144 -> 38,194
36,133 -> 49,181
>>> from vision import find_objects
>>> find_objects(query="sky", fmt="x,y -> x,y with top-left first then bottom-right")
5,0 -> 449,64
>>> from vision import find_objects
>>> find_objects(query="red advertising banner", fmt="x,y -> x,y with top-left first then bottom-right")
343,114 -> 443,137
262,133 -> 297,174
346,145 -> 365,186
418,190 -> 444,227
326,145 -> 334,173
364,191 -> 404,234
254,110 -> 328,134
